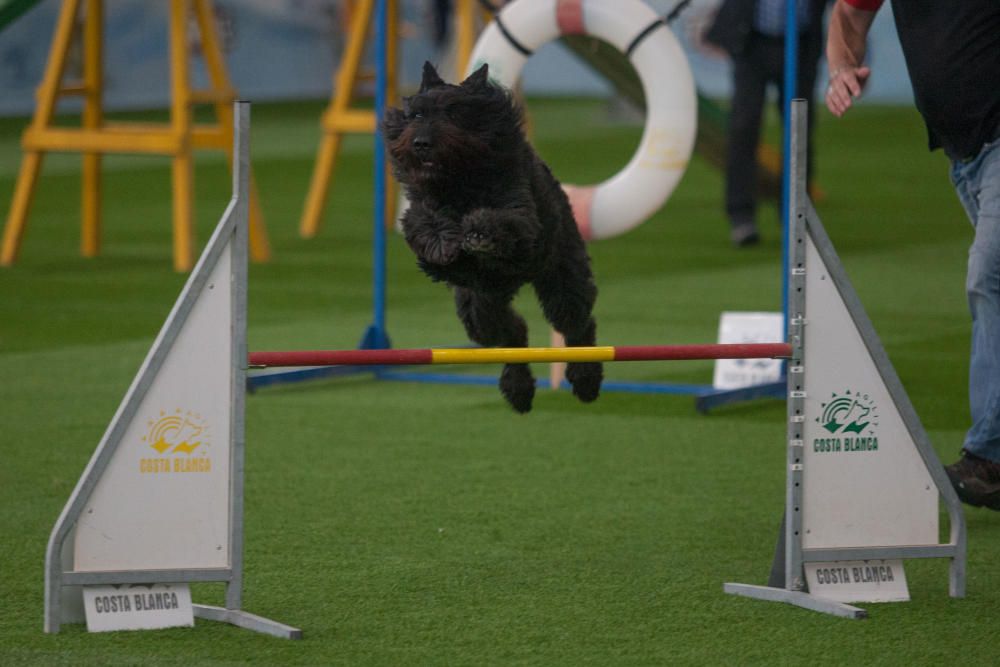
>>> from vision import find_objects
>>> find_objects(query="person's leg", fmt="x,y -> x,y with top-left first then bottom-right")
945,139 -> 1000,508
725,37 -> 768,245
962,141 -> 1000,458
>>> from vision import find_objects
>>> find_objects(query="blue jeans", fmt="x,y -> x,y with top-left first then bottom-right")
951,138 -> 1000,461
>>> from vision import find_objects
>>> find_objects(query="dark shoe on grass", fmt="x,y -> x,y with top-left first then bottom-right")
730,221 -> 760,248
945,450 -> 1000,510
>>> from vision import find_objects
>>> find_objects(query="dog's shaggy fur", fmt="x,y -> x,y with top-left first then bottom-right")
382,62 -> 603,413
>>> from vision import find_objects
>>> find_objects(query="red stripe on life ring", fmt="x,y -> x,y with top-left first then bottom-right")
563,184 -> 595,241
556,0 -> 585,34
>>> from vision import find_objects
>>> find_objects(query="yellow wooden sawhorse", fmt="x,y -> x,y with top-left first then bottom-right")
299,0 -> 486,238
0,0 -> 270,272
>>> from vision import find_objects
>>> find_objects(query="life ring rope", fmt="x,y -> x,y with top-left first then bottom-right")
493,15 -> 532,56
625,19 -> 667,58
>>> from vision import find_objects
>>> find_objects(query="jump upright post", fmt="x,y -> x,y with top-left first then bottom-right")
722,100 -> 965,616
44,102 -> 299,639
48,100 -> 965,639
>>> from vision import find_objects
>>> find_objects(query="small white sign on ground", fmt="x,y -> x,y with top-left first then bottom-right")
713,312 -> 784,389
804,560 -> 909,603
83,584 -> 194,632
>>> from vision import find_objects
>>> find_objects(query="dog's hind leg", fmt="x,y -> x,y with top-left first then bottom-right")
533,266 -> 603,403
453,287 -> 536,413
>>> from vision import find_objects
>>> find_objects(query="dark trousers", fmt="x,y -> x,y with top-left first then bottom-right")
725,32 -> 821,227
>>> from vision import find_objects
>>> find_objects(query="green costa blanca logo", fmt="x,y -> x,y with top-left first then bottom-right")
813,389 -> 880,454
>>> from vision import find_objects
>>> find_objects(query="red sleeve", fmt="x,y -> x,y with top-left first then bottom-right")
842,0 -> 885,10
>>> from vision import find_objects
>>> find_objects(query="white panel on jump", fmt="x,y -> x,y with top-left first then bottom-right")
713,312 -> 784,390
802,235 -> 937,549
73,243 -> 234,571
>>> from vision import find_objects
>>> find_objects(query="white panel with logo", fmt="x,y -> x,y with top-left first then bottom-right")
73,245 -> 233,571
802,238 -> 937,551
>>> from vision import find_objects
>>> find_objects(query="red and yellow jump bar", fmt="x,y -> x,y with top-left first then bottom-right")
248,343 -> 792,368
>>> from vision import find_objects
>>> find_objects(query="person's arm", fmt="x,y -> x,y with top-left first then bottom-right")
825,0 -> 880,116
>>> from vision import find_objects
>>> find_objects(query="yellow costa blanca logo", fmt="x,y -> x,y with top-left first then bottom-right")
139,409 -> 212,474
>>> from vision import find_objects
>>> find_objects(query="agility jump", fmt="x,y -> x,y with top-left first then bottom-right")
44,101 -> 965,640
255,0 -> 787,409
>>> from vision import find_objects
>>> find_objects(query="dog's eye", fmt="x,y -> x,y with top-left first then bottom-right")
402,98 -> 422,120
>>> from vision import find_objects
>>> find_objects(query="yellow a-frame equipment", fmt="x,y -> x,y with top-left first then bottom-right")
1,0 -> 270,272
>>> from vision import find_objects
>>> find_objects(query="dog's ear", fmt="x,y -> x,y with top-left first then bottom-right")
461,63 -> 490,90
419,61 -> 446,93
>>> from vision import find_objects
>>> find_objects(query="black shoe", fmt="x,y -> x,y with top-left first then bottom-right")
945,450 -> 1000,510
730,221 -> 760,247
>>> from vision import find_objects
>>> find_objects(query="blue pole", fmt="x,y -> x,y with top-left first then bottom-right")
362,0 -> 391,350
780,0 -> 798,341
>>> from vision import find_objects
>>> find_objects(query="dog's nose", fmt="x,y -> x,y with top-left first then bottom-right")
413,136 -> 431,153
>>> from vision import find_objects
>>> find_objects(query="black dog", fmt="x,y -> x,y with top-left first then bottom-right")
382,62 -> 603,413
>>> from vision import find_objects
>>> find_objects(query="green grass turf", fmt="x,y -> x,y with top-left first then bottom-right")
2,98 -> 998,665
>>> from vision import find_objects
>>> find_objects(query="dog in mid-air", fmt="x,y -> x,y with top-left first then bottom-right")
382,61 -> 602,413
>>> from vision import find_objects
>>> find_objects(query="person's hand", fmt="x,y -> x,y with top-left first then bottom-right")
825,66 -> 871,117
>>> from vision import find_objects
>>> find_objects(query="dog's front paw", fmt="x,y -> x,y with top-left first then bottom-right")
461,209 -> 496,254
461,209 -> 512,257
422,229 -> 463,265
500,363 -> 535,413
462,228 -> 496,255
566,361 -> 602,404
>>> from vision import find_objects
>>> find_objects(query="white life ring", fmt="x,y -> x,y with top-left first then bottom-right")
467,0 -> 697,241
